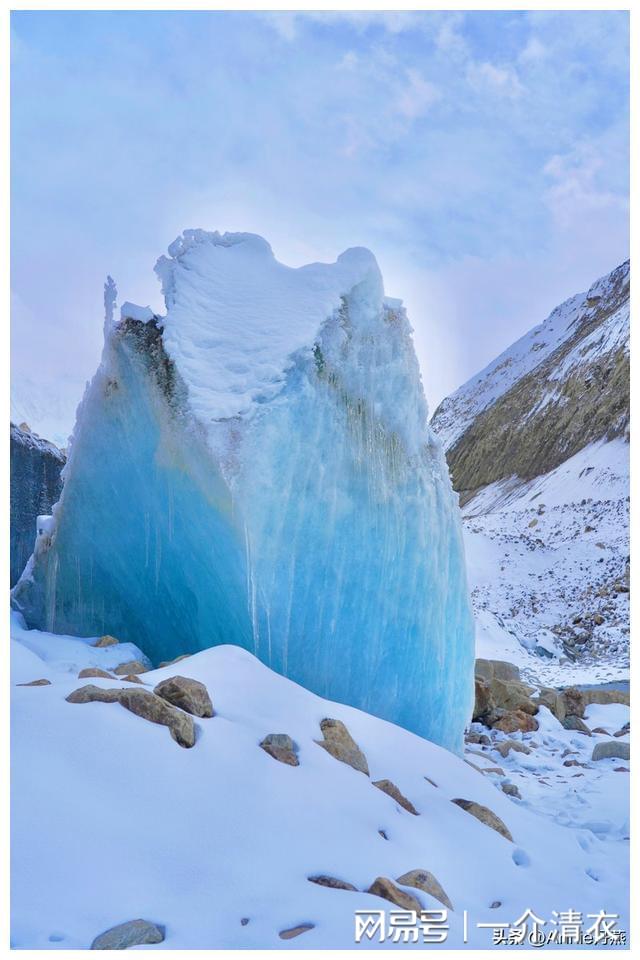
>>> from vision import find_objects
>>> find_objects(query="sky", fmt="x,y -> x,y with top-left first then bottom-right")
10,10 -> 629,446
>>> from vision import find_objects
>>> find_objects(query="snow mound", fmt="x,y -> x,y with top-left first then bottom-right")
11,623 -> 628,949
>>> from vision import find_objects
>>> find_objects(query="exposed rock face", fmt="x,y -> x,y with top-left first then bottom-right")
396,869 -> 453,910
10,423 -> 65,587
475,659 -> 520,683
90,919 -> 164,949
592,740 -> 630,762
65,684 -> 196,748
367,877 -> 422,912
308,875 -> 357,891
372,779 -> 418,815
260,734 -> 299,766
432,261 -> 629,496
452,799 -> 513,841
315,718 -> 369,776
153,675 -> 214,718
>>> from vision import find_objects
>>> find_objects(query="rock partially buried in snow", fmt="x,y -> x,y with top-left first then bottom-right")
90,918 -> 164,949
16,678 -> 51,686
372,779 -> 419,815
260,733 -> 299,766
279,924 -> 315,940
153,675 -> 214,718
157,653 -> 192,668
494,740 -> 531,759
396,869 -> 453,910
592,740 -> 630,762
308,875 -> 357,891
92,634 -> 119,648
65,685 -> 196,748
562,715 -> 591,735
452,799 -> 513,842
368,877 -> 422,912
315,718 -> 369,776
491,710 -> 538,734
113,660 -> 149,676
78,667 -> 115,680
120,674 -> 144,684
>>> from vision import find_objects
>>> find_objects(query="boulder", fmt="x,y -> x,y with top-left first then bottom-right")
367,877 -> 422,912
532,687 -> 566,723
16,678 -> 51,687
117,688 -> 196,748
113,660 -> 149,676
308,875 -> 357,891
153,675 -> 214,718
562,715 -> 591,736
260,734 -> 299,766
560,687 -> 586,718
473,678 -> 495,721
66,685 -> 120,704
452,799 -> 513,841
315,718 -> 369,776
583,688 -> 630,708
90,919 -> 164,949
78,668 -> 115,680
372,779 -> 418,815
592,740 -> 630,762
92,634 -> 119,648
490,678 -> 537,715
120,674 -> 144,684
279,924 -> 315,940
614,723 -> 630,738
396,869 -> 453,910
65,685 -> 196,748
475,659 -> 520,683
491,710 -> 538,734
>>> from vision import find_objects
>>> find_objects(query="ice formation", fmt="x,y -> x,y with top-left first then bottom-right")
12,230 -> 474,750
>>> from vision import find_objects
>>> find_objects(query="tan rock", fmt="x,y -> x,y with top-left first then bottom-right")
475,659 -> 520,683
65,684 -> 195,748
78,668 -> 115,680
308,875 -> 357,891
16,678 -> 51,687
490,678 -> 536,715
92,635 -> 119,648
473,678 -> 495,721
153,675 -> 214,718
372,779 -> 419,815
452,799 -> 513,841
582,688 -> 630,708
260,734 -> 299,766
562,715 -> 591,735
494,740 -> 531,759
158,653 -> 192,668
315,718 -> 369,776
532,686 -> 566,723
90,919 -> 164,949
113,660 -> 149,676
491,710 -> 538,734
117,688 -> 196,747
120,674 -> 144,684
367,877 -> 422,912
561,687 -> 585,719
279,924 -> 315,940
396,869 -> 453,910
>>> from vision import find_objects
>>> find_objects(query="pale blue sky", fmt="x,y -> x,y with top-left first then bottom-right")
11,10 -> 629,439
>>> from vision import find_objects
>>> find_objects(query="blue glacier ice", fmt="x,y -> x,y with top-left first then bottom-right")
12,231 -> 474,751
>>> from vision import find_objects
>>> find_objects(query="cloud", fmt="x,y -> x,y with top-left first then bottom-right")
396,68 -> 441,119
467,60 -> 524,99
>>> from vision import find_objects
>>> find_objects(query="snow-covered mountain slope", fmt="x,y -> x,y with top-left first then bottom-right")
431,262 -> 629,682
11,617 -> 628,950
10,376 -> 83,451
431,260 -> 629,495
12,230 -> 474,751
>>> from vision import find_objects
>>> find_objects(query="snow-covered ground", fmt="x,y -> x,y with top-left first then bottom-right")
463,438 -> 629,689
11,614 -> 628,950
